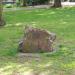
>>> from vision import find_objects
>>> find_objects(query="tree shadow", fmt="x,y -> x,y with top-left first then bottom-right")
0,45 -> 75,75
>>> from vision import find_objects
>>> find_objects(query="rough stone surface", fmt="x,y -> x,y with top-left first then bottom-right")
18,26 -> 56,53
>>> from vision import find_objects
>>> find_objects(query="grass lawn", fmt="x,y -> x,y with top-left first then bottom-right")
0,7 -> 75,75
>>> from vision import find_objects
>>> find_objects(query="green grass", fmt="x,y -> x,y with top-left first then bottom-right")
0,7 -> 75,75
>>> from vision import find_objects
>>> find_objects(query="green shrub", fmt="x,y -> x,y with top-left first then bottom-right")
16,0 -> 20,7
5,4 -> 13,8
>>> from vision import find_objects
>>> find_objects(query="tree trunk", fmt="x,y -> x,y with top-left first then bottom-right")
0,0 -> 5,26
22,0 -> 27,6
53,0 -> 62,8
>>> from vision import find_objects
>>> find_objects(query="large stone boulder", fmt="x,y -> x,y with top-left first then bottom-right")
18,26 -> 56,53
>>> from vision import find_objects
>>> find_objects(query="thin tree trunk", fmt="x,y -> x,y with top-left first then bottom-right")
0,0 -> 5,26
22,0 -> 27,6
53,0 -> 62,8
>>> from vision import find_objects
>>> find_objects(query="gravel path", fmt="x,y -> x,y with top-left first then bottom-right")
3,2 -> 75,12
62,2 -> 75,6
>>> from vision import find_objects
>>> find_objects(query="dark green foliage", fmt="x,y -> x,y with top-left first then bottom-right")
25,0 -> 50,6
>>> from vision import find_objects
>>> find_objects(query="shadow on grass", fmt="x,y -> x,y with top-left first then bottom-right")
0,45 -> 75,75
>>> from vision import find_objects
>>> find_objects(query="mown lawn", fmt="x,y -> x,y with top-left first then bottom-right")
0,7 -> 75,75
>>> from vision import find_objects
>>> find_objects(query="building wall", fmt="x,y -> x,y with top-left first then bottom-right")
3,0 -> 16,2
3,0 -> 16,4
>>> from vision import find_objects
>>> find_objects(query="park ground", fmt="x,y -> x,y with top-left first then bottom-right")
0,7 -> 75,75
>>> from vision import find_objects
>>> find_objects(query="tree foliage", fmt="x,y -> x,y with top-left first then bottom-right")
17,0 -> 50,6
